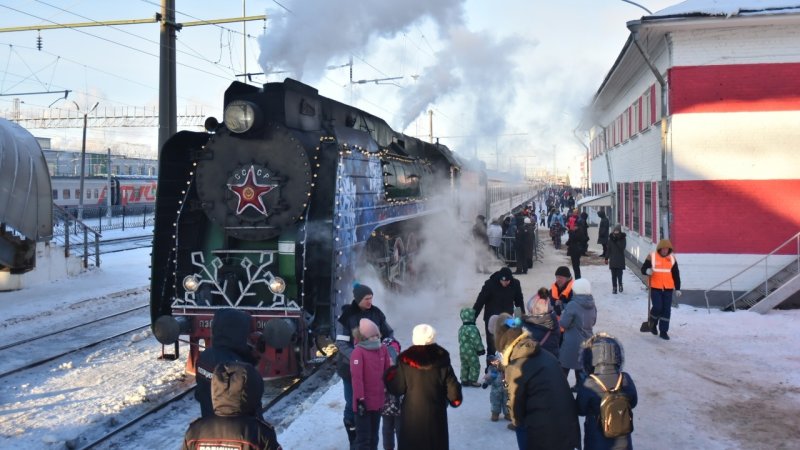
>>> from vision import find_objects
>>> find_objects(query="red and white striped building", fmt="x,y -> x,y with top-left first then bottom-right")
582,2 -> 800,304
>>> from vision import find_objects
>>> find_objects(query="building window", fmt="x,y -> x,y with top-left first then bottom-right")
644,182 -> 652,238
633,100 -> 640,135
75,189 -> 80,200
63,189 -> 71,200
617,182 -> 625,226
52,189 -> 58,200
632,182 -> 640,233
93,188 -> 99,199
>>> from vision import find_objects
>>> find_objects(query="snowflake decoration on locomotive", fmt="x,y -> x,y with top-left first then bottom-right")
226,165 -> 279,216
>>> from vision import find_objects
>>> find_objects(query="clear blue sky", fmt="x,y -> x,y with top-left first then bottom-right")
0,0 -> 680,179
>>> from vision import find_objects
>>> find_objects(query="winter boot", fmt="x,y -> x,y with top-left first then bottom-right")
649,319 -> 658,335
344,419 -> 357,449
619,283 -> 623,293
491,412 -> 499,422
660,331 -> 670,340
612,286 -> 617,294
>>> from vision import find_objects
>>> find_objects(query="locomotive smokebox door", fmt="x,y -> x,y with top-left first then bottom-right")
195,122 -> 312,241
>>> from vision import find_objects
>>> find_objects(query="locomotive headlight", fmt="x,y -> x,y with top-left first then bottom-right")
183,275 -> 200,292
224,100 -> 260,133
268,276 -> 286,294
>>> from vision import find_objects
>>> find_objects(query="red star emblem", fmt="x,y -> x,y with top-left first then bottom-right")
227,166 -> 277,215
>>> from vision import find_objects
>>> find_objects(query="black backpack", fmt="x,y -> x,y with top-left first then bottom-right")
589,373 -> 633,439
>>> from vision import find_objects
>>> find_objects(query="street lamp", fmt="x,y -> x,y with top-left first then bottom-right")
620,0 -> 652,14
73,101 -> 99,220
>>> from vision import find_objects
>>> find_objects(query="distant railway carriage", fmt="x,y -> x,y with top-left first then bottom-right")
50,175 -> 157,210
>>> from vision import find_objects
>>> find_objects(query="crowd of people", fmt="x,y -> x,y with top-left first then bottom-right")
179,189 -> 683,450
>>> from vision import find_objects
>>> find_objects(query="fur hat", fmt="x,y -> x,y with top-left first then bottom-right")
493,313 -> 526,355
656,239 -> 673,251
498,267 -> 513,281
572,278 -> 592,295
412,324 -> 436,346
555,266 -> 571,278
359,318 -> 380,340
352,283 -> 373,301
523,217 -> 532,224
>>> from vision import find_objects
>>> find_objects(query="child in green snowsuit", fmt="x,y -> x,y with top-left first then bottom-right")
458,307 -> 485,386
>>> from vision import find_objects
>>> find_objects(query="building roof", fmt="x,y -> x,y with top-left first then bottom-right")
650,1 -> 800,19
583,0 -> 800,122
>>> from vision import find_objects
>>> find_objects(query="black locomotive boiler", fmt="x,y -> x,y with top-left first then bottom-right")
150,78 -> 464,378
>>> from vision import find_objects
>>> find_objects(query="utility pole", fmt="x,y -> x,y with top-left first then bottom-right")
0,4 -> 266,156
75,101 -> 99,220
158,0 -> 177,154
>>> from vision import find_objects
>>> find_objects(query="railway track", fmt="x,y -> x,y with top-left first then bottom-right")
79,357 -> 337,449
0,306 -> 150,379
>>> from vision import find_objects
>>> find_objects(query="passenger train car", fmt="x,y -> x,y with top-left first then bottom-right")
149,79 -> 532,378
51,175 -> 157,212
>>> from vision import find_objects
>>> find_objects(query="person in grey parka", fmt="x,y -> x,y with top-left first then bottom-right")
558,278 -> 597,391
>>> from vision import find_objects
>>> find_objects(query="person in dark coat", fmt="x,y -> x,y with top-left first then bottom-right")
578,212 -> 590,256
605,224 -> 627,294
472,267 -> 524,364
577,333 -> 638,450
514,218 -> 534,274
384,324 -> 462,450
597,211 -> 610,258
335,283 -> 394,448
494,314 -> 581,450
182,361 -> 282,450
559,278 -> 597,392
521,288 -> 561,359
195,308 -> 259,418
566,225 -> 587,279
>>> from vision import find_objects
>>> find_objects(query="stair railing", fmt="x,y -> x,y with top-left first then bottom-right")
703,231 -> 800,313
52,204 -> 102,268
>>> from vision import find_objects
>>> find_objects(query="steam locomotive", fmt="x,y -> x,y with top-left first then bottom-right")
150,78 -> 475,378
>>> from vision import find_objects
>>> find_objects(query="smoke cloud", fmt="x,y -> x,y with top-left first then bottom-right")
258,0 -> 467,80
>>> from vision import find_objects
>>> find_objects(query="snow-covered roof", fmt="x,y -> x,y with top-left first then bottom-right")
651,0 -> 800,19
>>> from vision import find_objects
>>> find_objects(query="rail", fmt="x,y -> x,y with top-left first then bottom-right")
52,205 -> 101,268
703,230 -> 800,313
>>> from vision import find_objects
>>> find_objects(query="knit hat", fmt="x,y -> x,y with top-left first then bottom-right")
527,296 -> 552,316
613,224 -> 622,232
353,283 -> 373,301
359,318 -> 380,340
555,266 -> 571,278
523,217 -> 531,224
498,267 -> 513,281
572,278 -> 592,295
412,324 -> 436,346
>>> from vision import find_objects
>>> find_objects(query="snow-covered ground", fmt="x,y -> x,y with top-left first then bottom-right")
0,228 -> 798,449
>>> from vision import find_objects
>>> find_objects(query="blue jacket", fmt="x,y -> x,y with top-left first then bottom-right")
576,370 -> 638,450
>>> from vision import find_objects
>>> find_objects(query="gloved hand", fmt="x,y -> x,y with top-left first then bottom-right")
357,399 -> 366,417
674,290 -> 682,298
646,268 -> 653,275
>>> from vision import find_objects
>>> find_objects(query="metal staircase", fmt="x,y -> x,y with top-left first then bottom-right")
704,231 -> 800,313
